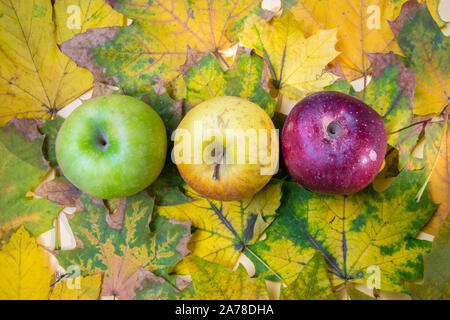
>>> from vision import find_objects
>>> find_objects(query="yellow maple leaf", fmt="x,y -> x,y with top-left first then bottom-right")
0,226 -> 53,299
239,12 -> 339,101
50,274 -> 102,300
90,0 -> 261,93
290,0 -> 405,81
0,0 -> 93,126
421,115 -> 449,236
155,182 -> 282,273
54,0 -> 127,44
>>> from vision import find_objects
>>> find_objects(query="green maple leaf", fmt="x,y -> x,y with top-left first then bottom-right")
390,0 -> 449,116
140,88 -> 182,133
155,181 -> 282,273
246,169 -> 437,295
0,124 -> 60,239
90,0 -> 261,96
57,193 -> 191,300
406,219 -> 449,299
183,52 -> 276,115
280,251 -> 337,300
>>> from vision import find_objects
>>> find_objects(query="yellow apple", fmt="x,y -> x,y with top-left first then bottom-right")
173,96 -> 279,201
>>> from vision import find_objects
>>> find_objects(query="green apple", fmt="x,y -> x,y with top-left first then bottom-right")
173,96 -> 279,201
55,94 -> 167,199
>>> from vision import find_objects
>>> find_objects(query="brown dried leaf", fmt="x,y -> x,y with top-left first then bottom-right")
60,27 -> 120,85
8,118 -> 45,141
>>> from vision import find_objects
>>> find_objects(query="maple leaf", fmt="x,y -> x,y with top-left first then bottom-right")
140,88 -> 183,133
247,169 -> 437,295
181,51 -> 276,115
391,0 -> 449,115
290,0 -> 406,81
0,123 -> 60,239
0,226 -> 53,299
190,257 -> 269,299
54,0 -> 126,44
406,219 -> 449,299
49,274 -> 102,300
0,0 -> 93,126
154,182 -> 282,273
79,0 -> 261,96
239,12 -> 339,100
57,193 -> 191,300
407,115 -> 449,235
423,123 -> 449,235
280,251 -> 337,300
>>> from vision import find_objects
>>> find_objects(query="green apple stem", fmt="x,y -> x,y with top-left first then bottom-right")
414,108 -> 448,203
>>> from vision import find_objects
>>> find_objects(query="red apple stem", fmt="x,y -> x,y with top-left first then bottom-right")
414,108 -> 448,203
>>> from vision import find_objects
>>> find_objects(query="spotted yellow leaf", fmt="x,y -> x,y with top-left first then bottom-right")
239,12 -> 339,100
247,169 -> 436,295
191,257 -> 269,300
391,0 -> 449,115
0,226 -> 53,299
280,251 -> 337,300
155,182 -> 282,273
50,274 -> 102,300
407,219 -> 450,299
0,123 -> 60,240
91,0 -> 261,96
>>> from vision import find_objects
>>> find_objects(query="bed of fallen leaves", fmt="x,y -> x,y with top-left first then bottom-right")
0,0 -> 448,300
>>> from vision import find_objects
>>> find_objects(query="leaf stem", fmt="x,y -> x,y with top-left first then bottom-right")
387,119 -> 432,135
55,210 -> 62,250
414,108 -> 448,202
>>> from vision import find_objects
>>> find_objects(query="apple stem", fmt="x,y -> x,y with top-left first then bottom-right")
414,108 -> 448,203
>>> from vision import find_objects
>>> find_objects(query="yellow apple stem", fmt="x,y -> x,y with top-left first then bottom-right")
414,108 -> 448,203
212,163 -> 220,181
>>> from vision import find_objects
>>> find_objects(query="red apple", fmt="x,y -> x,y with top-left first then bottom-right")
281,91 -> 387,195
